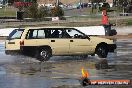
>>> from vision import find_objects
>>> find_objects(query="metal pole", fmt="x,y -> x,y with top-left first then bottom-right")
80,0 -> 81,8
80,0 -> 82,15
4,0 -> 8,17
56,0 -> 59,7
115,0 -> 118,26
7,0 -> 8,7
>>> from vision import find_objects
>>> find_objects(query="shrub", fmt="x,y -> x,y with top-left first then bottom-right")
24,3 -> 38,18
24,4 -> 64,20
37,6 -> 49,18
50,6 -> 64,17
100,3 -> 110,11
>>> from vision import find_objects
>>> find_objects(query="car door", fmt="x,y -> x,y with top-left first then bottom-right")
5,29 -> 24,50
24,29 -> 38,48
65,28 -> 93,55
48,28 -> 70,55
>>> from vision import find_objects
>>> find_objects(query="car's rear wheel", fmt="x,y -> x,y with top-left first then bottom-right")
36,48 -> 51,61
96,45 -> 108,58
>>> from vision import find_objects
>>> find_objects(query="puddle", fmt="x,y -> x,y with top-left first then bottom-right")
0,38 -> 132,88
0,66 -> 6,75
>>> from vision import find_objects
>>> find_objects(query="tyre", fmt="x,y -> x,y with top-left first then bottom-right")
96,45 -> 108,58
36,48 -> 51,61
110,29 -> 117,36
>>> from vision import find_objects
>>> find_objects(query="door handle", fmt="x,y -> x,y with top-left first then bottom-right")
8,42 -> 15,44
51,40 -> 55,42
70,40 -> 73,42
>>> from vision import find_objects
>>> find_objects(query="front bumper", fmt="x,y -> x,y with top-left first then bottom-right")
108,44 -> 117,52
5,50 -> 21,55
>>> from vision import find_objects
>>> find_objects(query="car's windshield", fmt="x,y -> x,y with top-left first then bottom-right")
7,29 -> 24,40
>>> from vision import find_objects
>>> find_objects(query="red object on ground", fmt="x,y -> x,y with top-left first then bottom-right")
14,2 -> 32,7
101,10 -> 108,25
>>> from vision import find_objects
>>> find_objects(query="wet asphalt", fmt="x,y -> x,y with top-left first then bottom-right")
0,38 -> 132,88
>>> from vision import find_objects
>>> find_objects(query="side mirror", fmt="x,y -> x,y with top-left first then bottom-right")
83,35 -> 90,40
68,29 -> 72,32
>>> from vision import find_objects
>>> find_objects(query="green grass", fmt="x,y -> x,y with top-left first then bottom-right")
0,7 -> 17,17
127,20 -> 132,25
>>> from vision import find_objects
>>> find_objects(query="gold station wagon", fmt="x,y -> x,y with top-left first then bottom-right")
5,26 -> 116,61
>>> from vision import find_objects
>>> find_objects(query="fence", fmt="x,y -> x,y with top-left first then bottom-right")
0,15 -> 132,29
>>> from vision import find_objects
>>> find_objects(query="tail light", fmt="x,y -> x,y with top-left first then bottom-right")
20,41 -> 24,46
5,42 -> 6,49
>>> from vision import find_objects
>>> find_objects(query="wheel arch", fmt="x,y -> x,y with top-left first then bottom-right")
95,42 -> 108,52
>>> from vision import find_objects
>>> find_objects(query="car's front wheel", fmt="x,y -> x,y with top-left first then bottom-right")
36,48 -> 51,61
96,45 -> 108,58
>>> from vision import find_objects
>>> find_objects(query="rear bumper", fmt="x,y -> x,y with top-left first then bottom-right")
5,50 -> 21,55
108,44 -> 117,52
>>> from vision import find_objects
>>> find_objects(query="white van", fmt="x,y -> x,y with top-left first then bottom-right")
75,25 -> 117,36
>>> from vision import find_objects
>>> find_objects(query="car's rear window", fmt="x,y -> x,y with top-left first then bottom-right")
7,29 -> 24,40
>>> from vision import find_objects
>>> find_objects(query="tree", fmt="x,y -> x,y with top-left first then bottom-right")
8,0 -> 14,4
24,3 -> 50,19
24,2 -> 38,18
37,6 -> 49,18
32,0 -> 37,3
50,6 -> 64,17
101,3 -> 110,11
90,0 -> 106,13
114,0 -> 131,13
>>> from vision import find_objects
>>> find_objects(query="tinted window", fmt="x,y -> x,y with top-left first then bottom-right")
26,29 -> 38,39
38,30 -> 45,39
26,28 -> 81,39
51,29 -> 62,38
50,28 -> 71,38
27,29 -> 46,39
61,30 -> 71,38
8,29 -> 24,40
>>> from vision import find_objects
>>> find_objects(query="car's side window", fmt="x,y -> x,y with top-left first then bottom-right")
61,30 -> 71,38
8,29 -> 24,40
45,29 -> 51,38
32,30 -> 38,38
26,28 -> 85,39
51,29 -> 60,38
65,29 -> 84,39
38,30 -> 45,39
50,28 -> 64,38
26,29 -> 38,39
27,29 -> 47,39
50,29 -> 72,38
